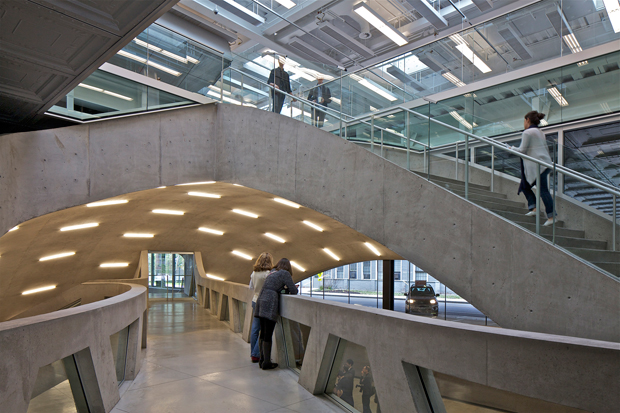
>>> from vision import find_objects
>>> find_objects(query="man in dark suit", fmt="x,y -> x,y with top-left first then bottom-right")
307,76 -> 331,127
267,55 -> 292,114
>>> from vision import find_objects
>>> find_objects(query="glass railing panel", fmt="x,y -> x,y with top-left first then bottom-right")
107,23 -> 230,95
48,70 -> 194,120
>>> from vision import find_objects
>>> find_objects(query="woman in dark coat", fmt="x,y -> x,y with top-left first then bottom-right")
254,258 -> 298,370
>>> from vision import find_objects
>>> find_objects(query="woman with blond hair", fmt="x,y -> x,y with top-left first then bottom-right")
249,252 -> 274,362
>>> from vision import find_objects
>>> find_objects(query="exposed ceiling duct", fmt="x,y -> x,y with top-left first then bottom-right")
418,55 -> 444,73
318,22 -> 374,59
403,0 -> 448,30
498,26 -> 532,61
472,0 -> 494,12
288,36 -> 341,66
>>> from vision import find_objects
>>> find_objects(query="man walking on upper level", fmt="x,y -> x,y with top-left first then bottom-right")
268,55 -> 293,114
307,75 -> 331,127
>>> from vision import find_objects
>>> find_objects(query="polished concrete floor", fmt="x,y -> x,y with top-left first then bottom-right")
112,302 -> 342,413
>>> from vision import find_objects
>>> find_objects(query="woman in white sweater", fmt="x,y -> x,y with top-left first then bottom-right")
249,252 -> 274,362
512,111 -> 556,226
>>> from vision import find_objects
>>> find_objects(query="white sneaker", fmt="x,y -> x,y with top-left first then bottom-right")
543,218 -> 554,227
525,210 -> 537,216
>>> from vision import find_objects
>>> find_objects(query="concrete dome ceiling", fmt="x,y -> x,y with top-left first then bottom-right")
0,182 -> 400,321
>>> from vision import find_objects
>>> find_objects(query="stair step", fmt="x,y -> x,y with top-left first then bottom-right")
433,181 -> 499,197
592,262 -> 620,277
426,175 -> 490,191
490,210 -> 564,227
566,248 -> 620,263
450,188 -> 509,201
517,222 -> 585,238
455,193 -> 526,209
472,200 -> 528,214
541,235 -> 607,250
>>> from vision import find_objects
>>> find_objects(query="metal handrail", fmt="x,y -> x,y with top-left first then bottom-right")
218,69 -> 619,198
223,67 -> 352,121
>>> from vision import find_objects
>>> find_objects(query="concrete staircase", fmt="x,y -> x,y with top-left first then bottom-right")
424,174 -> 620,277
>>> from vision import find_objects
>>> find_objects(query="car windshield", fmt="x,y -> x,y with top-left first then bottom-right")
410,287 -> 434,295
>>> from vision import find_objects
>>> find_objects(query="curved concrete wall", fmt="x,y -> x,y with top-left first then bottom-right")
1,104 -> 618,342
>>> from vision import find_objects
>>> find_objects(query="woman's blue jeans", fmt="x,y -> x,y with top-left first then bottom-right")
523,169 -> 555,218
250,302 -> 261,358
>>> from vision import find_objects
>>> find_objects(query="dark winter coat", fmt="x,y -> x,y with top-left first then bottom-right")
254,269 -> 298,321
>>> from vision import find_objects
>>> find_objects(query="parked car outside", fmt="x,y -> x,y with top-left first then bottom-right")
405,282 -> 439,317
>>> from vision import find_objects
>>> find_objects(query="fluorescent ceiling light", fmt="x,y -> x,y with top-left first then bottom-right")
152,209 -> 184,215
208,85 -> 232,96
442,73 -> 466,87
323,248 -> 340,261
61,223 -> 99,231
449,111 -> 474,130
603,0 -> 620,33
364,242 -> 381,256
303,221 -> 323,231
233,209 -> 258,218
212,0 -> 265,25
351,75 -> 398,101
87,200 -> 128,207
157,186 -> 166,189
274,0 -> 295,8
8,226 -> 18,232
563,33 -> 583,54
78,83 -> 133,101
232,250 -> 253,260
354,4 -> 408,47
100,262 -> 129,267
117,50 -> 182,76
600,102 -> 612,114
176,181 -> 215,186
539,119 -> 549,126
265,233 -> 285,243
188,192 -> 221,198
233,184 -> 244,187
223,75 -> 269,97
22,285 -> 56,295
244,61 -> 271,78
206,273 -> 225,280
577,60 -> 589,66
199,227 -> 224,235
123,233 -> 154,238
450,35 -> 492,73
281,104 -> 312,119
330,97 -> 341,105
274,198 -> 300,208
290,261 -> 306,272
40,252 -> 75,261
548,87 -> 569,107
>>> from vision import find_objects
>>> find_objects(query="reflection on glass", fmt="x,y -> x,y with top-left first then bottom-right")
281,318 -> 310,371
110,326 -> 129,385
27,356 -> 88,413
432,370 -> 588,413
49,70 -> 193,120
147,253 -> 195,300
326,339 -> 380,413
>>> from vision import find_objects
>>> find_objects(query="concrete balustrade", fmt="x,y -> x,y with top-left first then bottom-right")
0,283 -> 147,413
197,272 -> 619,413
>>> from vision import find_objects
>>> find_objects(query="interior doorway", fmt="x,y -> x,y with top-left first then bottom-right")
147,252 -> 196,301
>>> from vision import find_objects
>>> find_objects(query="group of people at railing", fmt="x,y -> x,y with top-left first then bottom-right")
268,56 -> 332,128
248,252 -> 298,370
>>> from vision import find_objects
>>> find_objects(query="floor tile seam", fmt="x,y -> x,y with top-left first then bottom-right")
281,393 -> 316,407
192,376 -> 285,410
125,376 -> 197,392
197,374 -> 315,409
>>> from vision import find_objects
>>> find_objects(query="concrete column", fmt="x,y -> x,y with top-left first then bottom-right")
229,298 -> 240,333
124,317 -> 142,380
382,260 -> 394,310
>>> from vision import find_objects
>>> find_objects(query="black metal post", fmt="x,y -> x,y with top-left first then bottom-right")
382,260 -> 394,311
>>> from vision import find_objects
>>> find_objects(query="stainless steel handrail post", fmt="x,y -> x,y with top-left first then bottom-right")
465,135 -> 469,200
613,195 -> 617,252
302,102 -> 305,123
220,69 -> 224,103
424,146 -> 428,177
381,130 -> 384,158
491,145 -> 495,192
455,142 -> 459,180
536,163 -> 541,235
552,141 -> 557,245
370,115 -> 375,153
406,111 -> 410,171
